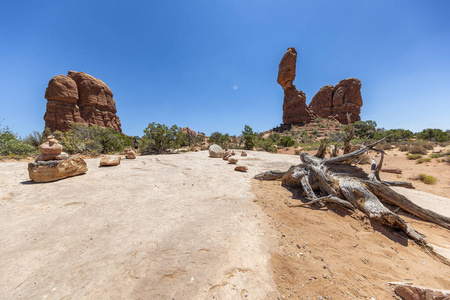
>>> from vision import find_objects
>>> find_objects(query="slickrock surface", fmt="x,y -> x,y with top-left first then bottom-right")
0,151 -> 300,299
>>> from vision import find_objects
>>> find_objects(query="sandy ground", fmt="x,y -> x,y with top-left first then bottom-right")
1,150 -> 449,299
0,151 -> 299,299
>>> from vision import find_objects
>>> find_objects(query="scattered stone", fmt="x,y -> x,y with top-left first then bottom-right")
231,151 -> 235,156
228,157 -> 238,164
223,156 -> 229,161
381,168 -> 402,174
100,155 -> 121,166
44,71 -> 122,132
241,151 -> 247,157
234,166 -> 248,172
28,157 -> 87,182
209,144 -> 223,158
124,149 -> 136,159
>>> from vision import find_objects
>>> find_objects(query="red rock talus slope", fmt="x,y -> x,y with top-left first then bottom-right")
277,47 -> 313,124
44,71 -> 122,132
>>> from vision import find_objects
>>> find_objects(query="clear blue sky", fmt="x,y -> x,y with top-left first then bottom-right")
1,0 -> 449,137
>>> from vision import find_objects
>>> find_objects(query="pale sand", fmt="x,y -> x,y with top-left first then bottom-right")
1,150 -> 449,299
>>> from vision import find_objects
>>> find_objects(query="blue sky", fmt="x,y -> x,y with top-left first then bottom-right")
1,0 -> 449,137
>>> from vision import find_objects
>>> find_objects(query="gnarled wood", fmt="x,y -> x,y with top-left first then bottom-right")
254,136 -> 450,263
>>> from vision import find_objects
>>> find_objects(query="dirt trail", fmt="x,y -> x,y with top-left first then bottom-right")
0,151 -> 298,299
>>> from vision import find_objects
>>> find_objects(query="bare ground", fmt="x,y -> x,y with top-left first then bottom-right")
1,150 -> 449,299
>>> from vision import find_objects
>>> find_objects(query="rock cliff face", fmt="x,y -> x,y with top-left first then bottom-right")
309,78 -> 362,124
44,71 -> 122,132
278,48 -> 312,124
278,47 -> 363,124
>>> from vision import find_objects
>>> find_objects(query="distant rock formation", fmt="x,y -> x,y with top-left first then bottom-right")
309,78 -> 362,124
277,47 -> 363,124
44,71 -> 122,132
277,47 -> 313,124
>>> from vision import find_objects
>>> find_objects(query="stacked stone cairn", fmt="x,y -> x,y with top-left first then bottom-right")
28,136 -> 87,182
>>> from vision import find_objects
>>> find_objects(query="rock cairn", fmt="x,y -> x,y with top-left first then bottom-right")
28,136 -> 87,182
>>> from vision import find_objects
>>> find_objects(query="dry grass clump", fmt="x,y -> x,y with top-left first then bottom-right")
409,145 -> 428,155
398,144 -> 410,152
417,174 -> 437,184
416,157 -> 431,164
407,154 -> 423,160
381,143 -> 393,150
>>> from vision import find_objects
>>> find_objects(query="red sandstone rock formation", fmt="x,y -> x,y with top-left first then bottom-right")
309,78 -> 362,124
182,127 -> 197,137
44,71 -> 122,132
277,47 -> 363,125
278,48 -> 312,124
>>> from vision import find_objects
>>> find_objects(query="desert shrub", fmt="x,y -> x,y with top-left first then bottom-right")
381,143 -> 393,150
50,124 -> 133,155
242,125 -> 255,150
398,145 -> 410,152
406,154 -> 423,160
208,132 -> 231,148
353,120 -> 377,139
254,137 -> 277,153
374,128 -> 414,142
429,150 -> 450,159
418,174 -> 437,184
23,130 -> 46,148
417,128 -> 449,142
279,136 -> 295,147
267,132 -> 281,144
140,122 -> 186,154
409,145 -> 427,155
416,158 -> 431,164
0,126 -> 37,158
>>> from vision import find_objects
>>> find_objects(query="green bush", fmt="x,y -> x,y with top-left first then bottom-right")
416,158 -> 431,164
417,129 -> 449,142
418,174 -> 437,184
208,131 -> 231,148
242,125 -> 255,150
140,122 -> 186,154
0,126 -> 37,158
49,124 -> 133,155
254,137 -> 277,153
279,136 -> 295,147
406,154 -> 423,160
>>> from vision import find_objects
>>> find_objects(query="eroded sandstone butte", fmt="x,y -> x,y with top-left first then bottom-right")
44,71 -> 122,132
278,47 -> 363,125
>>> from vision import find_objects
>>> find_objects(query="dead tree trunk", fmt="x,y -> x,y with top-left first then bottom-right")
255,137 -> 450,263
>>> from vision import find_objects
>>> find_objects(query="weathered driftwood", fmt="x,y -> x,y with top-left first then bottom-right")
255,137 -> 450,263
